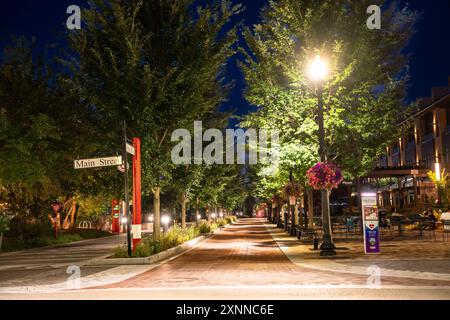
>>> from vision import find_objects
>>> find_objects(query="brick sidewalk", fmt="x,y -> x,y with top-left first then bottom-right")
98,219 -> 450,290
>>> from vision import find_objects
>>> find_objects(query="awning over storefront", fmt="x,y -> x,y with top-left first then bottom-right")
367,166 -> 429,178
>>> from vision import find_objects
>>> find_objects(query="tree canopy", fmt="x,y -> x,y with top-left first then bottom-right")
240,0 -> 418,202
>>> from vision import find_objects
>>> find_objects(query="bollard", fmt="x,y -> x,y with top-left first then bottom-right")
313,238 -> 319,250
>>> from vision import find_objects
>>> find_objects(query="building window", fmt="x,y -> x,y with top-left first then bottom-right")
424,113 -> 433,135
447,105 -> 450,126
407,127 -> 415,144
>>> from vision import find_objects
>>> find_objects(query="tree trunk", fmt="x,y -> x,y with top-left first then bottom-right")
277,206 -> 281,226
153,187 -> 161,240
73,204 -> 79,229
62,200 -> 76,230
356,177 -> 363,234
290,202 -> 296,236
181,192 -> 187,229
0,233 -> 3,251
307,189 -> 314,229
196,198 -> 200,224
347,183 -> 353,218
70,201 -> 77,228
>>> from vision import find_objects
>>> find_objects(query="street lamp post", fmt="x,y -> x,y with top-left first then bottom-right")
308,55 -> 336,256
123,121 -> 132,257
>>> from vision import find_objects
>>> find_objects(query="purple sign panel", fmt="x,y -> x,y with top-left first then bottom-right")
361,193 -> 381,254
364,221 -> 380,253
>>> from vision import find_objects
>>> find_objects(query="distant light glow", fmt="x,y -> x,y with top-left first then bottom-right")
361,192 -> 376,197
121,217 -> 128,224
161,215 -> 170,225
211,213 -> 217,219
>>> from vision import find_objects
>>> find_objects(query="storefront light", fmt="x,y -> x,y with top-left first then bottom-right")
435,162 -> 441,181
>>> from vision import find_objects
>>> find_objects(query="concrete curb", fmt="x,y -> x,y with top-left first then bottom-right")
85,234 -> 209,266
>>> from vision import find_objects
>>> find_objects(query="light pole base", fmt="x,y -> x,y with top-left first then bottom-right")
319,241 -> 336,256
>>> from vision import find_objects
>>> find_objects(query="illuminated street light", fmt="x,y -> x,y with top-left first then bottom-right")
197,214 -> 201,220
148,215 -> 154,223
435,161 -> 443,205
308,55 -> 328,82
121,217 -> 128,224
307,55 -> 335,256
219,212 -> 223,218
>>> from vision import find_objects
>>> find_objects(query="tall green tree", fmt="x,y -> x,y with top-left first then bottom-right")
0,39 -> 111,223
69,0 -> 241,238
241,0 -> 418,192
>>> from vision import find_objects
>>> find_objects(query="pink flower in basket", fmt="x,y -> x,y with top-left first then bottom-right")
307,162 -> 343,190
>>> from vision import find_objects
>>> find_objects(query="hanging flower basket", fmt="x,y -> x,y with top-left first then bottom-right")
271,194 -> 282,205
282,181 -> 302,199
307,162 -> 343,190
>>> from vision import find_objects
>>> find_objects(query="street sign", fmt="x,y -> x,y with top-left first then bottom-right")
74,156 -> 122,169
126,143 -> 135,156
361,193 -> 381,254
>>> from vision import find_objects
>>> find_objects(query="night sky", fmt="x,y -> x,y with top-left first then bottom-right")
1,0 -> 449,127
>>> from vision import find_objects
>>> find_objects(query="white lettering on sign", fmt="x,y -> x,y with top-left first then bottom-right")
74,156 -> 122,169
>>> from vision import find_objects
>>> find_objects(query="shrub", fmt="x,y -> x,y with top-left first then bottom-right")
73,229 -> 112,239
225,216 -> 237,224
7,219 -> 53,240
112,246 -> 128,258
133,241 -> 153,257
217,219 -> 226,227
152,240 -> 162,254
198,222 -> 211,234
210,222 -> 218,231
111,224 -> 210,258
0,215 -> 10,234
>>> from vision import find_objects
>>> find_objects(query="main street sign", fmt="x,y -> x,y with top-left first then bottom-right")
74,156 -> 122,169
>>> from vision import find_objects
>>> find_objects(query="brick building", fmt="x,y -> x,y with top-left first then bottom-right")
370,77 -> 450,211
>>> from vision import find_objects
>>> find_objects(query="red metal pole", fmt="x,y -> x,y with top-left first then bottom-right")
111,199 -> 120,234
132,137 -> 142,250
